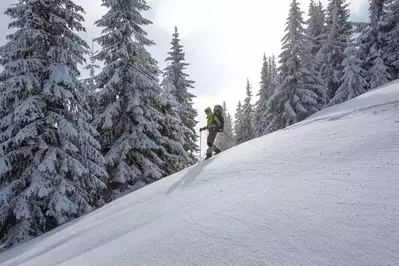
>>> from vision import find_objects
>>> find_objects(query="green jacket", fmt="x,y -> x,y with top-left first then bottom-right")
205,107 -> 220,129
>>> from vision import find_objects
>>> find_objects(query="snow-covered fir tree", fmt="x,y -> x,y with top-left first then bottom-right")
383,0 -> 399,79
215,102 -> 234,151
358,0 -> 391,90
254,55 -> 269,138
330,39 -> 368,105
268,55 -> 278,87
161,27 -> 198,161
84,39 -> 100,90
234,101 -> 243,143
306,0 -> 327,59
83,39 -> 101,114
0,0 -> 107,247
265,0 -> 328,133
254,54 -> 275,137
236,79 -> 255,144
368,53 -> 391,90
317,0 -> 352,100
93,0 -> 184,198
159,81 -> 194,174
262,56 -> 283,135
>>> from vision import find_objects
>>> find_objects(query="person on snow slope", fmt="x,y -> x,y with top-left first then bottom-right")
200,107 -> 222,159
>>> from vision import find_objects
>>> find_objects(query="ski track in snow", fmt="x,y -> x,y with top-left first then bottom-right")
1,82 -> 399,265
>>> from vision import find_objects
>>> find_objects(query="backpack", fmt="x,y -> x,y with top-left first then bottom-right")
213,104 -> 224,131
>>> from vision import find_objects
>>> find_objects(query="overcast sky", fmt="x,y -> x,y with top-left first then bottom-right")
0,0 -> 368,131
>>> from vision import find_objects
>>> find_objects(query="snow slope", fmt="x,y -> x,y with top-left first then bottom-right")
1,82 -> 399,265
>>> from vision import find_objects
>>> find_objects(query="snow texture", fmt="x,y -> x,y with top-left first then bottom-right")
0,76 -> 399,266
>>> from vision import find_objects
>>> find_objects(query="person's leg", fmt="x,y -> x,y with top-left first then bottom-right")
213,144 -> 221,154
212,131 -> 222,154
206,129 -> 217,158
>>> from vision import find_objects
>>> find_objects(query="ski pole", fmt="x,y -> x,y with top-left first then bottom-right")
199,131 -> 202,159
223,131 -> 236,146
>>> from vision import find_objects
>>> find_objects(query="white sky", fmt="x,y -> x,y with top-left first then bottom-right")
0,0 -> 369,134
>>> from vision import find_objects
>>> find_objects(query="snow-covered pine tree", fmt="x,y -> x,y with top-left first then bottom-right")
158,80 -> 194,174
254,54 -> 269,137
317,0 -> 352,100
305,0 -> 327,79
265,0 -> 328,133
84,39 -> 100,90
269,55 -> 279,87
358,0 -> 391,90
0,0 -> 107,247
93,0 -> 181,197
83,39 -> 100,114
234,101 -> 243,143
254,54 -> 274,137
215,102 -> 234,151
330,39 -> 367,104
306,0 -> 327,59
161,27 -> 198,161
383,0 -> 399,79
236,79 -> 255,144
303,1 -> 327,99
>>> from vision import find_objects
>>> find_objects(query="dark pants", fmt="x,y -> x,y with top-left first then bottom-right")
206,129 -> 221,156
207,129 -> 218,147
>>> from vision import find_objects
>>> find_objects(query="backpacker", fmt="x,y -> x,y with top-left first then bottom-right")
213,104 -> 224,131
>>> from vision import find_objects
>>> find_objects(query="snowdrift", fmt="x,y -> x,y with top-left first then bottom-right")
1,82 -> 399,265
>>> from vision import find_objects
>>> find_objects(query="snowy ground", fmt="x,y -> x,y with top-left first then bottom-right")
1,81 -> 399,265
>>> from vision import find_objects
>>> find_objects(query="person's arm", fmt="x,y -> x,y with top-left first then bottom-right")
200,125 -> 208,131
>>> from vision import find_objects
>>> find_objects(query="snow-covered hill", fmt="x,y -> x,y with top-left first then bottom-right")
1,82 -> 399,265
